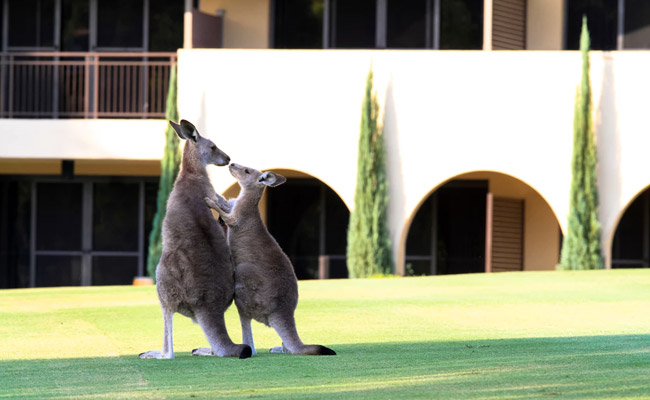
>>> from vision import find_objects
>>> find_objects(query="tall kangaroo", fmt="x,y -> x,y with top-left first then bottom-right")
139,120 -> 252,360
203,163 -> 336,356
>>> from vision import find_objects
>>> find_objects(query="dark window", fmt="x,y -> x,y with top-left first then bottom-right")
440,0 -> 483,49
93,182 -> 139,252
387,0 -> 427,48
36,255 -> 82,287
274,0 -> 324,48
624,0 -> 650,49
1,177 -> 157,288
272,0 -> 485,49
92,256 -> 138,285
36,182 -> 83,251
61,0 -> 89,51
332,0 -> 376,48
149,0 -> 184,51
566,0 -> 617,50
0,180 -> 32,288
143,181 -> 159,268
97,0 -> 144,48
8,0 -> 55,48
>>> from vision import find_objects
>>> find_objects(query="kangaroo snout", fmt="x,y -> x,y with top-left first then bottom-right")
228,163 -> 242,176
220,154 -> 231,166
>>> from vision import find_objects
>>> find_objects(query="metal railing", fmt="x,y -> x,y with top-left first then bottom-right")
0,52 -> 177,119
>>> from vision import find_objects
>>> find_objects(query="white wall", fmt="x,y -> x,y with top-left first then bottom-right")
173,49 -> 650,272
592,52 -> 650,268
0,119 -> 167,160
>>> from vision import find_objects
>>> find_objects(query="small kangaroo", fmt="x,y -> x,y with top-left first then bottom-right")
203,163 -> 336,356
139,120 -> 252,360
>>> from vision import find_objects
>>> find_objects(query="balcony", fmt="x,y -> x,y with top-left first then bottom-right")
0,52 -> 177,119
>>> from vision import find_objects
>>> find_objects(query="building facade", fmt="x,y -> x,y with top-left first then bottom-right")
1,0 -> 650,287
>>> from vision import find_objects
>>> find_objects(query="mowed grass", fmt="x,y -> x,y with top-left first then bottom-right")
1,270 -> 649,399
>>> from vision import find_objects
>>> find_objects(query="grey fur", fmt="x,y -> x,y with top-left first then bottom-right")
139,120 -> 251,360
204,163 -> 336,356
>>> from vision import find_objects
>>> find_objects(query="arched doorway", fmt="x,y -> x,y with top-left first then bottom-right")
611,188 -> 650,268
223,169 -> 350,280
404,171 -> 562,276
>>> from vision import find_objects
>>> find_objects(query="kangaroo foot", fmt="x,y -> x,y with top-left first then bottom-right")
191,347 -> 213,356
138,350 -> 174,359
269,344 -> 288,354
192,345 -> 252,359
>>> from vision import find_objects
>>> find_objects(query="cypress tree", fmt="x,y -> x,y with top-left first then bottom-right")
147,65 -> 181,280
559,17 -> 604,270
346,68 -> 394,278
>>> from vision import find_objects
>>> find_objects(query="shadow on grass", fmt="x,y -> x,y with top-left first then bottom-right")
1,335 -> 649,399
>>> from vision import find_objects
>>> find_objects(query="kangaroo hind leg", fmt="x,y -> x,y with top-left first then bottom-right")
139,308 -> 175,359
240,316 -> 257,356
193,310 -> 252,359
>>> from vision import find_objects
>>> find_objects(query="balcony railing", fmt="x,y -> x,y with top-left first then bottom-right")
0,52 -> 177,119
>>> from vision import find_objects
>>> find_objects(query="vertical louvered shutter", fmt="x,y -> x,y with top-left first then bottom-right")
491,197 -> 524,272
492,0 -> 526,50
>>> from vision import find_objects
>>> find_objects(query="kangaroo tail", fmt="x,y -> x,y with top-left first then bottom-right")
299,344 -> 336,356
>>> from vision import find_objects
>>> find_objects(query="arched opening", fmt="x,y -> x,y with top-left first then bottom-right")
404,171 -> 562,276
611,188 -> 650,268
223,169 -> 350,280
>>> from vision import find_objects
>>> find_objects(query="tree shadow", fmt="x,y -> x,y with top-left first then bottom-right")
1,334 -> 649,399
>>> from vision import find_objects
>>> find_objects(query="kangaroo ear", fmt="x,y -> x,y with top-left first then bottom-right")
169,120 -> 199,142
259,171 -> 286,187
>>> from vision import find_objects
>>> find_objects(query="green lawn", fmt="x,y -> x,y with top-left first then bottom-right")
1,270 -> 649,399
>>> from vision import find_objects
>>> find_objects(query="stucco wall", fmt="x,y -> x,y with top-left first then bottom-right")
0,119 -> 167,160
200,0 -> 270,48
593,52 -> 650,268
174,49 -> 650,273
527,0 -> 565,50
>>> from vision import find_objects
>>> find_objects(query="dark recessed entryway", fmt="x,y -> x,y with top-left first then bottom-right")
403,171 -> 558,275
265,176 -> 349,280
406,180 -> 488,276
612,188 -> 650,268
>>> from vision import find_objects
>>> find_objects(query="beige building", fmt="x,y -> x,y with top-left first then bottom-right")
1,0 -> 649,287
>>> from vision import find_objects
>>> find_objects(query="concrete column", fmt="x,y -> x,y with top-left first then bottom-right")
184,0 -> 193,49
483,0 -> 493,50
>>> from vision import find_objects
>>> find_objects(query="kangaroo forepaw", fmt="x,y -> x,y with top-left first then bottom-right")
214,194 -> 233,213
204,197 -> 235,225
204,197 -> 221,212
